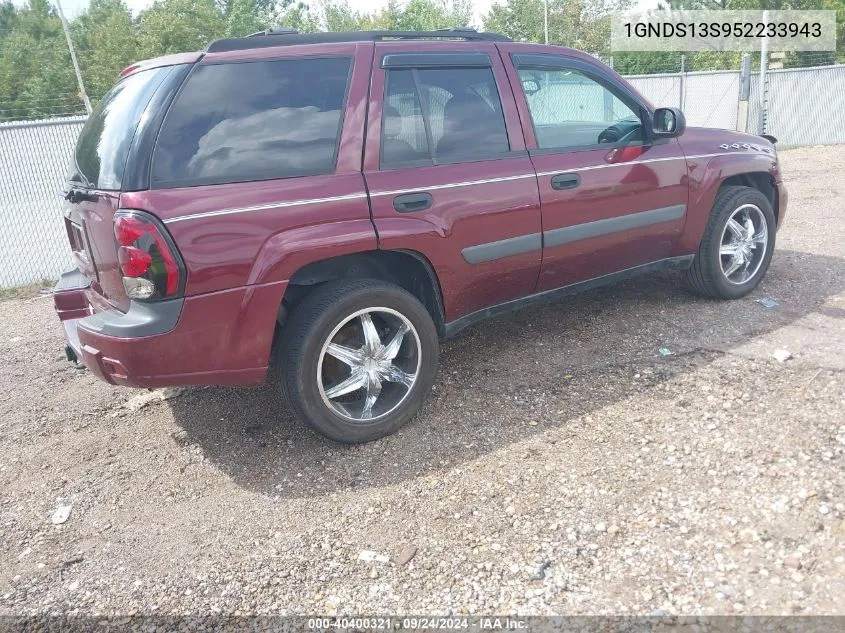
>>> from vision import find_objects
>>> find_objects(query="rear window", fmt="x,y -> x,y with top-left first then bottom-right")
71,67 -> 170,190
151,57 -> 352,188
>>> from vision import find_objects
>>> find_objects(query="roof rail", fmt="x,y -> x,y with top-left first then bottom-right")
206,29 -> 512,53
246,27 -> 299,37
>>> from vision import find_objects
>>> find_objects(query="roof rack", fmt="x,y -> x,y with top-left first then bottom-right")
206,28 -> 512,53
246,27 -> 299,37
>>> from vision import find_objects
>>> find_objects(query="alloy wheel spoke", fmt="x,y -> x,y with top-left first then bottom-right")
723,255 -> 743,278
743,216 -> 755,240
324,370 -> 366,399
377,324 -> 409,361
361,374 -> 383,419
382,365 -> 415,388
726,218 -> 746,240
325,343 -> 363,368
360,313 -> 382,355
720,243 -> 741,256
751,230 -> 767,246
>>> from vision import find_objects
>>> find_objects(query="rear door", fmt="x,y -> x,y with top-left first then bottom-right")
363,42 -> 542,322
501,47 -> 689,292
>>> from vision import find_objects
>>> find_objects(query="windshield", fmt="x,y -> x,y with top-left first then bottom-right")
70,66 -> 170,190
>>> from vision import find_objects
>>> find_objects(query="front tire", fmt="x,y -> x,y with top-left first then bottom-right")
278,279 -> 439,443
685,185 -> 776,299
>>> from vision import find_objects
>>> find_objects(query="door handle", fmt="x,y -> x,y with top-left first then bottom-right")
550,173 -> 581,190
393,192 -> 433,213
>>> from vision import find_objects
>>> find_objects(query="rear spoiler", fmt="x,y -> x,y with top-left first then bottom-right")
760,134 -> 777,144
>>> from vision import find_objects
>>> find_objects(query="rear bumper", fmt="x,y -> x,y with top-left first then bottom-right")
54,270 -> 287,388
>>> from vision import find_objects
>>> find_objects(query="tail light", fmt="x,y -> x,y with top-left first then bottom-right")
113,210 -> 185,301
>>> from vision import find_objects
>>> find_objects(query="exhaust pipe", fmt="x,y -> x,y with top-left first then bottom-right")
65,345 -> 78,364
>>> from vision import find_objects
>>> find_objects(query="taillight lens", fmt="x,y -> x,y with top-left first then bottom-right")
113,210 -> 185,301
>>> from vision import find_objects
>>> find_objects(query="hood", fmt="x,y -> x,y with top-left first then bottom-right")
679,126 -> 777,156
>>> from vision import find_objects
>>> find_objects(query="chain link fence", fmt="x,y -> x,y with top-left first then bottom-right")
1,54 -> 844,289
748,63 -> 845,147
0,117 -> 85,288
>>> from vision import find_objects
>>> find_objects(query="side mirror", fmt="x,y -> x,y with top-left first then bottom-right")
521,77 -> 541,95
653,107 -> 686,139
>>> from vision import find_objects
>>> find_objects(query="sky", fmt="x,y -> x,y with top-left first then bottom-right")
43,0 -> 660,24
47,0 -> 498,22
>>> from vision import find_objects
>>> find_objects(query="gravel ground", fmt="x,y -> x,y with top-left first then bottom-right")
1,145 -> 843,617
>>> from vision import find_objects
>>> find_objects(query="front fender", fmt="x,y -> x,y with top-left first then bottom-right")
679,152 -> 779,253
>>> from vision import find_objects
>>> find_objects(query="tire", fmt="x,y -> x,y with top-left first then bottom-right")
277,279 -> 439,443
685,185 -> 776,299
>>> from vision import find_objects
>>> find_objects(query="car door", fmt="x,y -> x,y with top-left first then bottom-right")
363,41 -> 542,322
501,46 -> 689,292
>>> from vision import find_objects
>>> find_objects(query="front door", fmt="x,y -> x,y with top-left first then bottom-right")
363,42 -> 542,322
502,48 -> 689,292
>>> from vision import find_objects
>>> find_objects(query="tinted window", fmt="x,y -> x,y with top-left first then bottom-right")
381,66 -> 509,169
153,57 -> 351,187
517,67 -> 643,150
72,67 -> 170,190
382,70 -> 430,168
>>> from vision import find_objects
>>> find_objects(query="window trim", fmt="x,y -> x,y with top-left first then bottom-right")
379,64 -> 517,171
149,55 -> 354,190
381,52 -> 492,69
511,54 -> 656,155
124,63 -> 192,192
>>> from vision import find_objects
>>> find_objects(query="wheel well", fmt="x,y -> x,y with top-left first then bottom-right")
279,250 -> 446,336
719,172 -> 778,222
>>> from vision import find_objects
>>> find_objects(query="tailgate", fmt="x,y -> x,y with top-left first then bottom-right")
63,190 -> 129,312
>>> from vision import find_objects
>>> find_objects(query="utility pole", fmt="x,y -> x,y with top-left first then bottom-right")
55,0 -> 92,115
543,0 -> 548,44
737,53 -> 751,132
758,9 -> 770,134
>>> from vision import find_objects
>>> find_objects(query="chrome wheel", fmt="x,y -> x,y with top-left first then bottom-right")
719,203 -> 769,285
317,308 -> 421,423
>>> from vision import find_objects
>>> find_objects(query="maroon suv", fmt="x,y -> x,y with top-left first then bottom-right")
54,29 -> 787,443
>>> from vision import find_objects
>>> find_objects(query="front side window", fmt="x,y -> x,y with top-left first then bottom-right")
517,67 -> 643,151
381,66 -> 510,169
152,57 -> 351,187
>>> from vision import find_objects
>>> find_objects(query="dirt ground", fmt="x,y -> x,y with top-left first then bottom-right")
1,145 -> 843,617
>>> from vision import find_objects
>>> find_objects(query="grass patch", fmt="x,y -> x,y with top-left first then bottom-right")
0,279 -> 55,301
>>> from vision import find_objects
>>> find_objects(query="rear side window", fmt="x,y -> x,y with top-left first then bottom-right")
72,67 -> 170,190
152,57 -> 352,187
381,66 -> 510,169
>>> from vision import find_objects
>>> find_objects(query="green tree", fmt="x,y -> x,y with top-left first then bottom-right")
484,0 -> 631,55
73,0 -> 138,98
320,0 -> 375,30
0,1 -> 17,43
394,0 -> 472,30
0,0 -> 79,121
317,0 -> 471,32
136,0 -> 226,57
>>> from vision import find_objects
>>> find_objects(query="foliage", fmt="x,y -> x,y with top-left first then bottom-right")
484,0 -> 632,55
0,0 -> 78,120
0,0 -> 842,121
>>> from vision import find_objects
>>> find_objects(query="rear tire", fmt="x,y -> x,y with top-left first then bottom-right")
278,279 -> 439,443
685,185 -> 776,299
